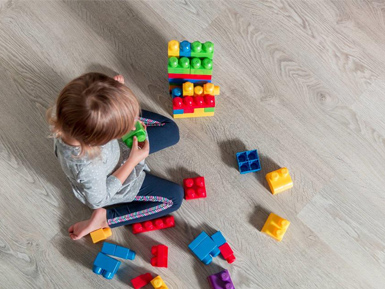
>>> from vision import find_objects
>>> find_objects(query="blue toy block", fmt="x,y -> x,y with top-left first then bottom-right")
168,78 -> 212,85
211,231 -> 226,247
101,242 -> 136,260
188,232 -> 220,265
180,40 -> 191,57
93,252 -> 121,279
171,87 -> 182,98
173,109 -> 184,114
236,149 -> 261,174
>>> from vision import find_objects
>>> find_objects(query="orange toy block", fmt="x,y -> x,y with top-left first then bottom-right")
261,213 -> 290,241
168,40 -> 179,57
151,275 -> 169,289
265,167 -> 293,194
90,227 -> 112,243
203,83 -> 220,95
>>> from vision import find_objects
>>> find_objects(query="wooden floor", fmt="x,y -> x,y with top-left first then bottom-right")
1,0 -> 385,288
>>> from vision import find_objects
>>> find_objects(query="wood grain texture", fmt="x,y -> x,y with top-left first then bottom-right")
1,0 -> 385,288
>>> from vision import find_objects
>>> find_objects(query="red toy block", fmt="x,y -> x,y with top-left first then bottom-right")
219,243 -> 236,264
131,273 -> 153,289
183,177 -> 207,200
168,73 -> 212,80
173,95 -> 215,112
132,215 -> 175,234
151,244 -> 168,268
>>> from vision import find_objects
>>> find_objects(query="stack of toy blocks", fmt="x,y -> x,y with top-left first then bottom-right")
168,40 -> 220,118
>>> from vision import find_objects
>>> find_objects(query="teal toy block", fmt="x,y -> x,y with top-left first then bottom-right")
173,109 -> 184,114
180,40 -> 191,57
188,231 -> 220,265
122,121 -> 146,148
168,56 -> 190,74
190,58 -> 213,75
171,87 -> 182,98
211,231 -> 226,247
93,252 -> 121,280
101,242 -> 136,260
191,41 -> 214,59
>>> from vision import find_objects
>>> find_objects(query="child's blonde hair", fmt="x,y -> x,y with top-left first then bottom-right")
47,72 -> 140,157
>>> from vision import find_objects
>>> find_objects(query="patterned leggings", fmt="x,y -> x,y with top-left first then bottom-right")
106,110 -> 184,228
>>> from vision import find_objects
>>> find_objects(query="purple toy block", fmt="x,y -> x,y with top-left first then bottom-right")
208,269 -> 235,289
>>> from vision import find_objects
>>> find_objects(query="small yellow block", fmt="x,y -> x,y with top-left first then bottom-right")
183,82 -> 194,96
203,83 -> 220,95
90,227 -> 112,243
168,40 -> 179,57
194,85 -> 203,96
266,167 -> 293,195
261,213 -> 290,241
151,275 -> 169,289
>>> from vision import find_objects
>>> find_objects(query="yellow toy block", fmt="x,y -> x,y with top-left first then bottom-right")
90,227 -> 112,243
173,108 -> 215,119
261,213 -> 290,241
203,83 -> 220,95
183,82 -> 194,96
151,275 -> 169,289
168,40 -> 179,57
265,167 -> 293,195
194,85 -> 203,96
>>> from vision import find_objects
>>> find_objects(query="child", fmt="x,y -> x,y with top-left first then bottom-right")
47,72 -> 183,240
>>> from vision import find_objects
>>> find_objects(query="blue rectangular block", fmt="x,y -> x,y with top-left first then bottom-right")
101,242 -> 136,260
189,231 -> 220,265
180,40 -> 191,57
93,252 -> 121,280
236,149 -> 261,174
211,231 -> 226,247
189,232 -> 210,250
173,109 -> 184,114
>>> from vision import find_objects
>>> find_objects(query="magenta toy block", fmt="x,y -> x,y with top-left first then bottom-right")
208,269 -> 235,289
183,177 -> 207,200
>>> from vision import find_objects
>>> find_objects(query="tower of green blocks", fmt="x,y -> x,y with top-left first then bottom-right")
168,40 -> 220,119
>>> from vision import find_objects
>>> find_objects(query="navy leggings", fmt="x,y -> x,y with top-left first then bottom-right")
106,110 -> 184,228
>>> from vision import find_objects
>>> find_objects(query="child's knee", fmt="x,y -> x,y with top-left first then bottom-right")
164,118 -> 180,146
171,183 -> 184,209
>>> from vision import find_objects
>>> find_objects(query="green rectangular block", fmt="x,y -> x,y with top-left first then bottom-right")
190,41 -> 214,59
190,57 -> 213,75
204,107 -> 215,112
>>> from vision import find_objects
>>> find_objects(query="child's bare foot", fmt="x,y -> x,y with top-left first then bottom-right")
114,74 -> 125,84
68,208 -> 108,240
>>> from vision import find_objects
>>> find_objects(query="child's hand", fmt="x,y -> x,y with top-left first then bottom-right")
114,75 -> 125,84
128,136 -> 149,164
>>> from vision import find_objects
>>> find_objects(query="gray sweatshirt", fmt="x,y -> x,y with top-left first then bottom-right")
54,137 -> 148,209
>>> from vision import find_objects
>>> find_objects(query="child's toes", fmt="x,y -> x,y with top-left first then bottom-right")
68,225 -> 74,233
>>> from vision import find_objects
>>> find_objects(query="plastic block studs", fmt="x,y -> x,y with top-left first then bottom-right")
191,41 -> 214,59
168,56 -> 190,74
180,40 -> 191,57
208,269 -> 235,289
183,177 -> 207,200
183,82 -> 194,96
151,275 -> 169,289
171,87 -> 182,98
151,244 -> 168,268
90,227 -> 112,244
236,150 -> 261,174
266,167 -> 293,194
261,213 -> 290,241
168,40 -> 179,57
101,242 -> 136,260
190,57 -> 213,75
132,215 -> 175,234
203,83 -> 220,95
173,95 -> 215,111
122,121 -> 146,148
188,231 -> 220,265
92,252 -> 121,279
131,273 -> 153,289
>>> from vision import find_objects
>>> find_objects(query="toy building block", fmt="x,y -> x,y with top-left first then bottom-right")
173,95 -> 215,111
203,83 -> 220,95
261,213 -> 290,241
208,269 -> 235,289
219,243 -> 236,264
132,215 -> 175,234
190,57 -> 213,75
168,73 -> 212,80
92,252 -> 121,280
151,244 -> 168,268
122,121 -> 146,148
101,242 -> 136,260
173,108 -> 215,119
90,227 -> 112,243
168,78 -> 211,84
265,167 -> 293,194
236,149 -> 261,174
171,87 -> 182,98
151,275 -> 169,289
183,82 -> 194,96
131,273 -> 153,289
183,176 -> 207,200
168,40 -> 179,57
188,231 -> 220,265
179,40 -> 191,57
211,231 -> 226,247
168,56 -> 190,74
191,41 -> 214,59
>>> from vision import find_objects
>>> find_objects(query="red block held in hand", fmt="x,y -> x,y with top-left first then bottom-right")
183,177 -> 207,200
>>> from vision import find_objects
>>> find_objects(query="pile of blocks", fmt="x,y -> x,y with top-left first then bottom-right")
168,40 -> 220,118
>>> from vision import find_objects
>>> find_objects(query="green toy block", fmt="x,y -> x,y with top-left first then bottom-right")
122,121 -> 146,148
204,107 -> 215,112
168,56 -> 191,74
190,58 -> 213,75
191,41 -> 214,59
